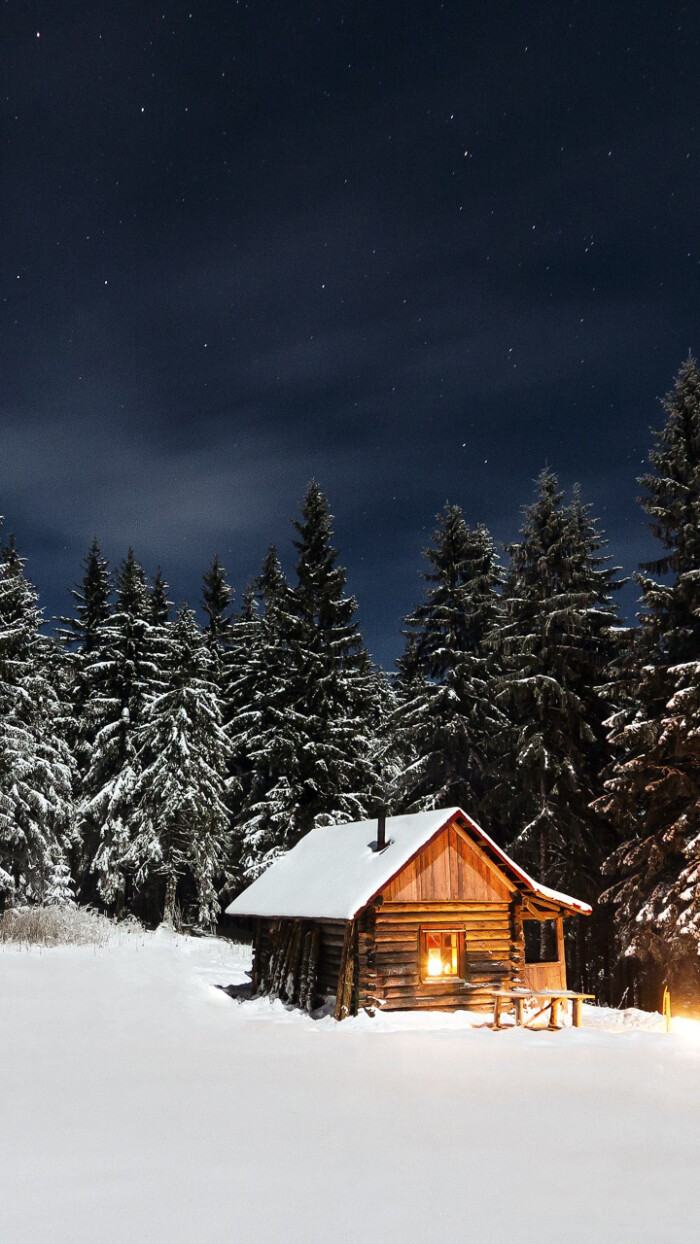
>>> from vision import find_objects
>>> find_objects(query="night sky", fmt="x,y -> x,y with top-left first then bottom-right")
2,2 -> 699,665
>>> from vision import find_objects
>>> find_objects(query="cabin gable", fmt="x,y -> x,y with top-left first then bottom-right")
379,820 -> 513,904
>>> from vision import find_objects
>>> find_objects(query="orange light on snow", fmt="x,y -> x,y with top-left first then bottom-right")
661,989 -> 700,1039
670,1016 -> 700,1041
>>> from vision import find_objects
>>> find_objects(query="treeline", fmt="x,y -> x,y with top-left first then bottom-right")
2,357 -> 700,1010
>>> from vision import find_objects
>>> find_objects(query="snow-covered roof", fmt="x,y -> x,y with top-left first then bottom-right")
225,808 -> 592,921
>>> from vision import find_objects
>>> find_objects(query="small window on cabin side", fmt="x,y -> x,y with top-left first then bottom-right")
524,920 -> 558,963
421,930 -> 461,980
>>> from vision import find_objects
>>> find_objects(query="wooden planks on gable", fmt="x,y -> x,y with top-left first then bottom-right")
380,820 -> 512,903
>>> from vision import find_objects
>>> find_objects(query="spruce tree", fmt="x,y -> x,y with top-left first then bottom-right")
201,554 -> 233,745
202,554 -> 234,649
227,551 -> 295,881
129,606 -> 231,927
60,542 -> 112,749
286,482 -> 379,828
61,539 -> 112,654
392,508 -> 505,814
400,509 -> 502,680
77,549 -> 163,910
598,357 -> 700,1006
45,846 -> 77,907
234,488 -> 379,880
0,536 -> 74,906
495,471 -> 622,930
150,568 -> 172,626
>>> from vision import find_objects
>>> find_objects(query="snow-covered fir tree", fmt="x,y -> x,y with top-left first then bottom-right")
150,568 -> 172,626
494,471 -> 622,928
59,538 -> 113,756
597,357 -> 700,1006
77,549 -> 163,910
392,508 -> 505,815
45,846 -> 77,907
201,554 -> 234,743
233,489 -> 380,880
0,535 -> 74,906
202,553 -> 234,648
61,539 -> 112,654
224,561 -> 282,884
364,663 -> 399,810
128,606 -> 231,927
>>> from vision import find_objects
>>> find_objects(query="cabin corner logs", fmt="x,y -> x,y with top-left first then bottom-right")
249,813 -> 575,1018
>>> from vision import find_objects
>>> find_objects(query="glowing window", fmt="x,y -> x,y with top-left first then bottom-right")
421,930 -> 461,980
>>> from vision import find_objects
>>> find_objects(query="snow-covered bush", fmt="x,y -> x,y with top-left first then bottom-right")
0,904 -> 142,947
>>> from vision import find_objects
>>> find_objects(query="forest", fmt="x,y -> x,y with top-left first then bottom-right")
2,356 -> 700,1012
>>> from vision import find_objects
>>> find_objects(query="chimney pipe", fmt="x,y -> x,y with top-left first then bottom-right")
376,809 -> 387,851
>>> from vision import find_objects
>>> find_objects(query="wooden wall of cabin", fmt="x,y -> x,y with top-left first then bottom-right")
253,918 -> 324,1010
252,917 -> 354,1012
520,916 -> 567,993
355,900 -> 522,1013
317,920 -> 349,999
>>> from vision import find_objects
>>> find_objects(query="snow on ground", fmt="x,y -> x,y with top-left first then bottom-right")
2,927 -> 699,1243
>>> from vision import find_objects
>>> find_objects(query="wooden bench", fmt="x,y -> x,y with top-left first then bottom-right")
490,988 -> 595,1030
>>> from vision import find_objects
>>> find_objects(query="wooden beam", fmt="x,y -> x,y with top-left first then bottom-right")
556,917 -> 566,990
450,819 -> 518,893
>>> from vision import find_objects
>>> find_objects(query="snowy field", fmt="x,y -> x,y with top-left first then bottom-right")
2,926 -> 698,1244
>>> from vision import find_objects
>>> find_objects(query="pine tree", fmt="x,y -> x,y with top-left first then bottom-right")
597,357 -> 700,1007
0,536 -> 74,906
201,554 -> 233,755
45,847 -> 77,907
202,554 -> 233,648
61,539 -> 112,654
129,606 -> 231,927
495,471 -> 622,918
392,508 -> 505,814
150,568 -> 172,626
234,488 -> 380,880
400,509 -> 502,680
256,543 -> 288,610
77,549 -> 163,910
365,664 -> 399,809
286,482 -> 379,825
226,551 -> 293,881
59,538 -> 113,786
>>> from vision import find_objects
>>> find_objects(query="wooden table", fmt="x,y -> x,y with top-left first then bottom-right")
491,988 -> 595,1030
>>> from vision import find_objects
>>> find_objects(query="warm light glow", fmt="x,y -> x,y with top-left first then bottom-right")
424,933 -> 459,977
427,948 -> 443,977
670,1016 -> 700,1041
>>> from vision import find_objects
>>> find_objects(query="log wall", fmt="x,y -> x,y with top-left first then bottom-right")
253,918 -> 324,1011
357,900 -> 520,1013
317,920 -> 350,999
253,917 -> 358,1014
254,900 -> 525,1017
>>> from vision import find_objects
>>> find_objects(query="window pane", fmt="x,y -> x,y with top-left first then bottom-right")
524,920 -> 558,963
422,930 -> 461,979
426,946 -> 444,976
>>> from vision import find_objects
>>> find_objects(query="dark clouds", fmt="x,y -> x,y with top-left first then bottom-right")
1,1 -> 699,662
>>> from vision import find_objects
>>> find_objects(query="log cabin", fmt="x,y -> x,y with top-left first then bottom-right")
225,807 -> 591,1019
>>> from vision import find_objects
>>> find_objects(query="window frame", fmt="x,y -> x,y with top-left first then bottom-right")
419,927 -> 464,983
523,918 -> 559,964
